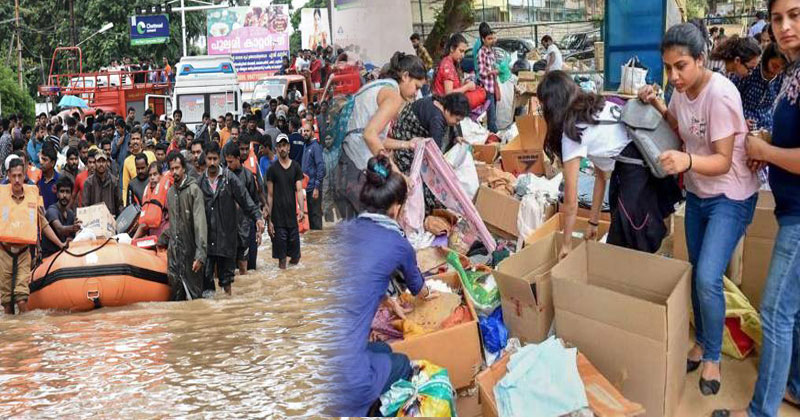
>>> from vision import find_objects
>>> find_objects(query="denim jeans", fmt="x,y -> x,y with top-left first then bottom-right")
748,223 -> 800,417
685,192 -> 757,362
486,93 -> 498,133
367,341 -> 412,393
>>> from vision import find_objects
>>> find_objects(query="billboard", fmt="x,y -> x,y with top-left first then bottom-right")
130,15 -> 170,46
206,5 -> 290,83
300,8 -> 330,51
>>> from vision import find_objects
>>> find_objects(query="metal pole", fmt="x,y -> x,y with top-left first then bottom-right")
528,0 -> 532,40
15,0 -> 23,89
418,0 -> 425,38
70,0 -> 76,46
483,0 -> 486,21
181,0 -> 188,57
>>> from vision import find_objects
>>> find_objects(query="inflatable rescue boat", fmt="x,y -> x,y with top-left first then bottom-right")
28,239 -> 171,311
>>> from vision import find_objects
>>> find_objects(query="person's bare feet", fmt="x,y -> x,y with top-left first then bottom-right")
786,391 -> 800,406
702,361 -> 721,381
688,344 -> 703,362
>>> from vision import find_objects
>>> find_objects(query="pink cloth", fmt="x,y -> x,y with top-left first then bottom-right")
668,73 -> 760,201
402,139 -> 497,252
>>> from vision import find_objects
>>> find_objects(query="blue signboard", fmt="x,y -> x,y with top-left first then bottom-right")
130,14 -> 170,46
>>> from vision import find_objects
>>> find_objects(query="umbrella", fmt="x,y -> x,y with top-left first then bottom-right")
58,95 -> 89,109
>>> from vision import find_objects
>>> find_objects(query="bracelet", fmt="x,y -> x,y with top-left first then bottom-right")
587,220 -> 599,227
686,153 -> 693,173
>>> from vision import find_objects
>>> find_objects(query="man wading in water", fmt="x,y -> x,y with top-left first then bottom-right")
266,134 -> 305,270
199,142 -> 263,296
158,151 -> 207,301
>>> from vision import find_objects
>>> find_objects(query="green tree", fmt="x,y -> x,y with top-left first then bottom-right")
686,0 -> 708,19
425,0 -> 474,60
0,66 -> 36,124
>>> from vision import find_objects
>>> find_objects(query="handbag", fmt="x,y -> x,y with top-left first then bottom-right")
465,86 -> 487,109
618,57 -> 648,95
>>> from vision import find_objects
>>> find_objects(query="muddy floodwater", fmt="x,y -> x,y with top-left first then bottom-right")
0,231 -> 337,418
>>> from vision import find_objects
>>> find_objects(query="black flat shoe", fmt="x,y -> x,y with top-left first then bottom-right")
687,358 -> 701,373
700,377 -> 721,395
711,409 -> 730,417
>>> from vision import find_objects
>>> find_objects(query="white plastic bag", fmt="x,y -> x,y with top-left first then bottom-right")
444,143 -> 479,199
459,118 -> 490,145
516,193 -> 548,250
619,57 -> 648,95
496,79 -> 516,131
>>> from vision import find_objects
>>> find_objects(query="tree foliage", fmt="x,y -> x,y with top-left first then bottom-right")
425,0 -> 474,60
0,66 -> 36,124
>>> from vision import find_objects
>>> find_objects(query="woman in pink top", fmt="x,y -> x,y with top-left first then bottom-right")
639,23 -> 760,397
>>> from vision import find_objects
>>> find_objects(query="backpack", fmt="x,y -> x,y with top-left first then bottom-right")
601,100 -> 681,179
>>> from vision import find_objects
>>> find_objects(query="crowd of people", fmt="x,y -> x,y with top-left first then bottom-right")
0,88 -> 332,308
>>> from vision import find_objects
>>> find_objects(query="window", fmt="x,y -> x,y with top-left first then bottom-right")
210,92 -> 236,119
178,95 -> 205,123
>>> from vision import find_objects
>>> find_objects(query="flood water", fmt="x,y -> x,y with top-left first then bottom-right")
0,231 -> 337,418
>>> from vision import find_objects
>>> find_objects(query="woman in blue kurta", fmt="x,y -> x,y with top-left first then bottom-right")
330,155 -> 435,416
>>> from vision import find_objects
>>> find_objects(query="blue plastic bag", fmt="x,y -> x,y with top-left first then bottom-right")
479,306 -> 508,354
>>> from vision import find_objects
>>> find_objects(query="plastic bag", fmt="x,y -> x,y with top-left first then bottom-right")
480,306 -> 509,354
444,143 -> 479,199
380,360 -> 456,417
496,79 -> 516,131
618,56 -> 648,95
498,55 -> 512,84
446,250 -> 500,315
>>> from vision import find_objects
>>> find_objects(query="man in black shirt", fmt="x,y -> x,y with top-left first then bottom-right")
43,177 -> 81,258
224,142 -> 260,275
266,134 -> 305,270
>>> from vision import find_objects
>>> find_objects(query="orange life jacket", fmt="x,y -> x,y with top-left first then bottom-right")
243,142 -> 259,176
139,171 -> 174,229
27,166 -> 42,183
297,174 -> 310,234
0,184 -> 41,245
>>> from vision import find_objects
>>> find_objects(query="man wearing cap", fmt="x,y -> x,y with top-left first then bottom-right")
266,134 -> 305,270
83,150 -> 123,217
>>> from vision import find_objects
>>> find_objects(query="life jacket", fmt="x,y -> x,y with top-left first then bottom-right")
297,174 -> 310,234
243,142 -> 259,176
139,171 -> 174,229
0,184 -> 41,245
27,165 -> 42,183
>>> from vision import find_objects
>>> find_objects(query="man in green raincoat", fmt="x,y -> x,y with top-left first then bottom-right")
158,151 -> 208,300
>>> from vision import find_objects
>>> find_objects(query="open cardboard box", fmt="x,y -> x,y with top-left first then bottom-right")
741,191 -> 778,310
557,201 -> 612,222
493,232 -> 567,344
390,271 -> 482,389
474,185 -> 556,240
473,144 -> 500,165
500,113 -> 555,177
476,349 -> 645,417
551,241 -> 691,416
77,204 -> 117,239
524,212 -> 610,246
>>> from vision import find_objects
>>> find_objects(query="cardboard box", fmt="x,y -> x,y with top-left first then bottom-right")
500,114 -> 553,177
472,144 -> 500,164
741,191 -> 778,310
494,232 -> 562,344
77,204 -> 117,239
474,186 -> 556,240
674,203 -> 746,286
551,241 -> 691,416
525,212 -> 610,246
390,271 -> 482,389
476,350 -> 645,417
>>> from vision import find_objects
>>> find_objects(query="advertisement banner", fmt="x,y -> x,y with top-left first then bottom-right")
206,5 -> 290,82
300,8 -> 330,51
130,15 -> 170,46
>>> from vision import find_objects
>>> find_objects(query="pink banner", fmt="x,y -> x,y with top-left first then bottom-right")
208,26 -> 289,55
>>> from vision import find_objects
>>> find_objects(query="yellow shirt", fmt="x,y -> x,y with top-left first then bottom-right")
121,150 -> 156,206
220,127 -> 231,148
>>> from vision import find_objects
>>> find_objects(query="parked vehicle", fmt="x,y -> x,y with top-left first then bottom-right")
250,65 -> 361,111
170,55 -> 242,131
559,29 -> 602,61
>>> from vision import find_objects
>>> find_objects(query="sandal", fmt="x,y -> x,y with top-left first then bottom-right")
711,409 -> 731,417
687,358 -> 701,373
700,363 -> 722,396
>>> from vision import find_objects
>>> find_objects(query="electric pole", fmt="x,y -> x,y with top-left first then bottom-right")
15,0 -> 23,89
70,0 -> 77,46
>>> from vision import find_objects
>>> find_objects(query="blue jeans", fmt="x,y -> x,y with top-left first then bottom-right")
487,93 -> 498,133
367,341 -> 412,393
685,192 -> 757,362
748,223 -> 800,417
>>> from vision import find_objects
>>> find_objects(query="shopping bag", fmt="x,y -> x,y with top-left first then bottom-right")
444,143 -> 479,199
618,57 -> 648,95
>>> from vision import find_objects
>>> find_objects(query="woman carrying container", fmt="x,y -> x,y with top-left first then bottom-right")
330,155 -> 437,416
432,34 -> 478,97
333,52 -> 427,220
638,23 -> 760,396
713,0 -> 800,416
536,71 -> 681,256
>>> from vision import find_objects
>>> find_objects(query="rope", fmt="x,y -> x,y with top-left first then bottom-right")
40,237 -> 115,285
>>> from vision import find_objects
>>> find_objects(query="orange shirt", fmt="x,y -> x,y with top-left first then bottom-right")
219,127 -> 231,148
74,170 -> 91,207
